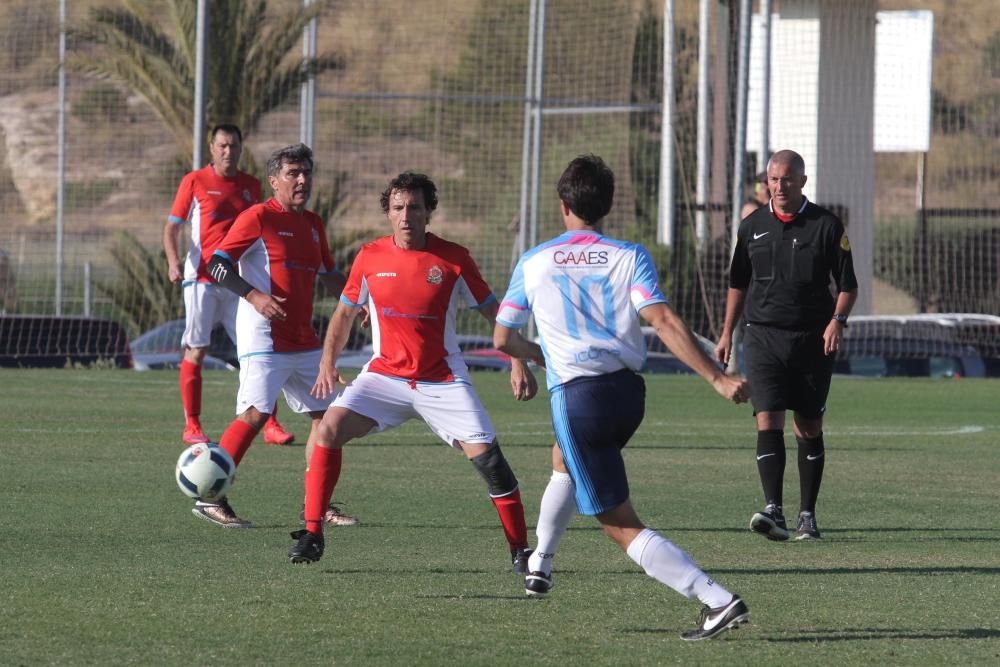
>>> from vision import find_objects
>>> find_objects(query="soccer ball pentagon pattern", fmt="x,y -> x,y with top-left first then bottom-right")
175,443 -> 236,500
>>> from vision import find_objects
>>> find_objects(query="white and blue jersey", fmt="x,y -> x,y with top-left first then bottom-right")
496,230 -> 667,391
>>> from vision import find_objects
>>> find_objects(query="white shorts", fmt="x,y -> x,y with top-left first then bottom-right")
333,372 -> 496,448
236,349 -> 333,415
182,282 -> 238,349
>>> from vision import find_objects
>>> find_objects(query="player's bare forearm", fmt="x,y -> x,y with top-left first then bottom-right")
715,288 -> 747,364
163,222 -> 184,282
493,323 -> 544,366
320,301 -> 359,368
824,289 -> 859,355
640,301 -> 739,390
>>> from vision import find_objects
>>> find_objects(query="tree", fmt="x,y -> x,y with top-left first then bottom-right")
66,0 -> 341,158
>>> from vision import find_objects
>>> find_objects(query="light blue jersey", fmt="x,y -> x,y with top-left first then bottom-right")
497,230 -> 667,390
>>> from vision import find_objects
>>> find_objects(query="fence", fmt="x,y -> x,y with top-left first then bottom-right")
0,0 -> 998,358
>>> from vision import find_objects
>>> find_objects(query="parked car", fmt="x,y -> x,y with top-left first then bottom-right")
836,315 -> 993,378
129,314 -> 341,371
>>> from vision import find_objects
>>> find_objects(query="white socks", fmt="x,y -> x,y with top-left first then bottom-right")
626,528 -> 733,609
526,470 -> 576,575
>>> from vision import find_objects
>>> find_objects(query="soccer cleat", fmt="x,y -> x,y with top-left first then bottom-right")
288,529 -> 324,564
262,417 -> 294,445
191,497 -> 251,528
525,571 -> 553,596
750,504 -> 790,541
795,511 -> 822,540
511,547 -> 532,574
680,595 -> 750,641
182,419 -> 210,444
299,502 -> 359,527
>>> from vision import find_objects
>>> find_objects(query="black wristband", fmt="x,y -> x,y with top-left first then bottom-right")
207,255 -> 254,298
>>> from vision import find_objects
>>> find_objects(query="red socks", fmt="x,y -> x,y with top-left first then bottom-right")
179,360 -> 202,419
491,488 -> 529,550
304,446 -> 343,535
219,420 -> 258,466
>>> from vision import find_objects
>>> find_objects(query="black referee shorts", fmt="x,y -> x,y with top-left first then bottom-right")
743,323 -> 834,419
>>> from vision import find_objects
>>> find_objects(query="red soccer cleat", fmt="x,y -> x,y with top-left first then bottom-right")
263,416 -> 295,445
183,419 -> 210,445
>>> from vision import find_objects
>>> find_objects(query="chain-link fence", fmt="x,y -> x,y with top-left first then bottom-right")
1,0 -> 998,362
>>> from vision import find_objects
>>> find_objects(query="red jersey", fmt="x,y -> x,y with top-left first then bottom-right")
341,233 -> 495,382
168,165 -> 261,283
215,199 -> 336,356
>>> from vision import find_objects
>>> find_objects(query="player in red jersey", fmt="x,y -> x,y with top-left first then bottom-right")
287,172 -> 537,573
163,124 -> 294,446
195,144 -> 354,528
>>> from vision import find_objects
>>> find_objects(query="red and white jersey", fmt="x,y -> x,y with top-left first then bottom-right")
168,165 -> 261,283
342,234 -> 496,383
214,199 -> 336,357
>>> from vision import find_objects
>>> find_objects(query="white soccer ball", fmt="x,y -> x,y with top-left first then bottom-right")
175,443 -> 236,500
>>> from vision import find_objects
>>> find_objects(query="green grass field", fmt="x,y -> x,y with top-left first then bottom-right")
1,369 -> 998,665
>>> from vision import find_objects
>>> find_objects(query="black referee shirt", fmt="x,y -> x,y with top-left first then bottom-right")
729,198 -> 858,331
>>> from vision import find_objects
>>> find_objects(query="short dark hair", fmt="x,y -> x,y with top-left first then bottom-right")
379,171 -> 438,214
556,154 -> 615,224
267,143 -> 313,178
210,124 -> 243,143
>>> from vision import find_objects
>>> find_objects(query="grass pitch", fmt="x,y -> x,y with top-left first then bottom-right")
1,369 -> 998,665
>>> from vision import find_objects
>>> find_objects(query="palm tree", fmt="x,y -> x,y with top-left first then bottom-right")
66,0 -> 341,158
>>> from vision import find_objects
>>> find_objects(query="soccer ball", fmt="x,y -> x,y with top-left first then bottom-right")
175,443 -> 236,500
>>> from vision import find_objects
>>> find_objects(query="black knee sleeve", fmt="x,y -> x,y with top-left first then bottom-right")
469,445 -> 518,497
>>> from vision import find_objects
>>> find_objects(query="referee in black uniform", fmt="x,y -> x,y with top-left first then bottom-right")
715,149 -> 858,541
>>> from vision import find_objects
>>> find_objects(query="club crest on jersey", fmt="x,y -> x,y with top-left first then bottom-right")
840,234 -> 851,251
312,228 -> 320,244
242,189 -> 252,202
426,265 -> 443,284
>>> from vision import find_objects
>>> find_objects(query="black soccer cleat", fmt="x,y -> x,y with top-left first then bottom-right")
288,529 -> 324,564
750,504 -> 790,541
680,595 -> 750,641
511,547 -> 532,574
795,511 -> 822,540
525,570 -> 553,596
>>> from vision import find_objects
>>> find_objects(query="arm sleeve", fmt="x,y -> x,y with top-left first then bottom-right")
728,220 -> 753,289
214,207 -> 263,264
168,173 -> 195,224
315,216 -> 337,274
207,252 -> 254,297
339,247 -> 368,306
456,250 -> 496,309
629,244 -> 668,311
828,218 -> 859,293
496,259 -> 530,329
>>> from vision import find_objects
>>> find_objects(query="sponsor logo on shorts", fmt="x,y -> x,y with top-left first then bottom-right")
427,265 -> 443,284
467,432 -> 490,440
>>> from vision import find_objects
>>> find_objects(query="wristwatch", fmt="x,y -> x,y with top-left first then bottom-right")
832,314 -> 848,327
